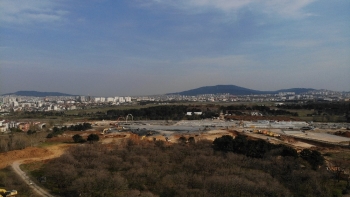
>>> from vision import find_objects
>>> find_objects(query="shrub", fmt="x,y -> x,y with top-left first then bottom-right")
72,134 -> 85,143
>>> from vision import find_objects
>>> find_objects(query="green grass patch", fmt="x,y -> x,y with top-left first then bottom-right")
36,141 -> 62,148
0,167 -> 38,197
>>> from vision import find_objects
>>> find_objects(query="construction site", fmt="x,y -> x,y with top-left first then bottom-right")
1,117 -> 350,197
85,119 -> 350,149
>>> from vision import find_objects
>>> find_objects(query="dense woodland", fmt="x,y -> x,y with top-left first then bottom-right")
33,137 -> 348,197
102,104 -> 297,121
7,101 -> 349,122
221,105 -> 298,116
105,105 -> 190,120
0,132 -> 46,153
277,102 -> 350,122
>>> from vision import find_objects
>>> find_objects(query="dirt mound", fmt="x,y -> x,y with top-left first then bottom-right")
228,130 -> 239,136
0,147 -> 51,169
344,132 -> 350,138
334,131 -> 350,138
1,144 -> 70,169
226,115 -> 300,121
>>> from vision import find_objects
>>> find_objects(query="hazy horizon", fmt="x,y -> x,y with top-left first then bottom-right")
1,85 -> 347,98
1,0 -> 349,96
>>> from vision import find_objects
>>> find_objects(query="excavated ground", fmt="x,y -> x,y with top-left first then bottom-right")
1,144 -> 70,169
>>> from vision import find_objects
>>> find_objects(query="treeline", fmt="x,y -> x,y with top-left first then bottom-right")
17,111 -> 65,119
222,105 -> 298,116
36,139 -> 343,197
213,135 -> 324,169
0,132 -> 47,153
103,105 -> 217,120
47,123 -> 92,138
278,102 -> 350,115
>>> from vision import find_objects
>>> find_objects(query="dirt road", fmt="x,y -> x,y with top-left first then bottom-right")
12,160 -> 54,197
6,145 -> 70,197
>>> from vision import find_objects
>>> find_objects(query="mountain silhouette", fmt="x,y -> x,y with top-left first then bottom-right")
168,85 -> 315,96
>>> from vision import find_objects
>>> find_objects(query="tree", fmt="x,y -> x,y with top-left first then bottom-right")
300,149 -> 324,170
212,135 -> 234,152
46,133 -> 53,138
178,136 -> 187,144
87,134 -> 99,143
188,137 -> 195,144
27,130 -> 36,135
72,134 -> 85,143
280,146 -> 298,158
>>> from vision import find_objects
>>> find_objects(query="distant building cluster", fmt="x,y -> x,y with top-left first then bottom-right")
164,90 -> 350,102
0,90 -> 349,115
0,120 -> 45,133
0,95 -> 133,113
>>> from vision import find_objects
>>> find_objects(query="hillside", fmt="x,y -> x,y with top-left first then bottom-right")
2,91 -> 74,97
168,85 -> 315,96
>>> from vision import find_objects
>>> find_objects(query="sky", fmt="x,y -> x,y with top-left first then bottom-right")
0,0 -> 349,96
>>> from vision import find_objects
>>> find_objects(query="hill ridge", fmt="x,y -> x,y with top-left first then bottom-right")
168,85 -> 315,96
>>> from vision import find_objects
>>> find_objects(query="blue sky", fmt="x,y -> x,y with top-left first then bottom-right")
0,0 -> 349,96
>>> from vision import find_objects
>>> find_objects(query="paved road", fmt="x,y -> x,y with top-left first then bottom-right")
11,161 -> 55,197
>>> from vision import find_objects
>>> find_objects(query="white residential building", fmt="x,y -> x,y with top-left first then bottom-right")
94,97 -> 101,102
106,97 -> 114,102
125,97 -> 131,102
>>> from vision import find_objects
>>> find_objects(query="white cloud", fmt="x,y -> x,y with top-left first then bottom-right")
148,0 -> 316,18
262,0 -> 316,18
0,0 -> 68,24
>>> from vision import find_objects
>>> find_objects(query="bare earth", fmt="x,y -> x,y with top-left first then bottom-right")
1,144 -> 69,170
1,128 -> 349,196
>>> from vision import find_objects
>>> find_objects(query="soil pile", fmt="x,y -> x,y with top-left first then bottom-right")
334,131 -> 350,138
225,115 -> 300,121
1,147 -> 51,169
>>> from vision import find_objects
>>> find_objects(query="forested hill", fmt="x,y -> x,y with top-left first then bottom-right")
2,91 -> 74,97
168,85 -> 315,96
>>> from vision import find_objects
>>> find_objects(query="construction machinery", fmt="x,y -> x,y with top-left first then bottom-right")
101,128 -> 111,135
0,189 -> 17,197
110,117 -> 125,126
126,114 -> 133,123
100,127 -> 127,138
239,120 -> 244,127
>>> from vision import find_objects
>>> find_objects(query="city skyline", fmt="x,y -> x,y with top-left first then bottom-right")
1,0 -> 349,96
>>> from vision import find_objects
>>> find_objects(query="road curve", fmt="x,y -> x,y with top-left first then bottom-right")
10,145 -> 69,197
11,160 -> 55,197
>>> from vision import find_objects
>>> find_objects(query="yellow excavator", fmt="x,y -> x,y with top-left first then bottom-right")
0,189 -> 17,197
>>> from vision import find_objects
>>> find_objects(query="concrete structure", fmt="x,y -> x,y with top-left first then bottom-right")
106,97 -> 114,102
18,122 -> 30,132
125,97 -> 132,102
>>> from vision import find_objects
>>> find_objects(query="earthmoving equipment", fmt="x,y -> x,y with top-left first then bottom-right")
0,189 -> 5,197
126,114 -> 133,122
0,189 -> 18,197
101,128 -> 110,135
239,120 -> 244,127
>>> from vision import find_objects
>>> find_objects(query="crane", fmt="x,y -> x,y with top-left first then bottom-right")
126,114 -> 133,123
